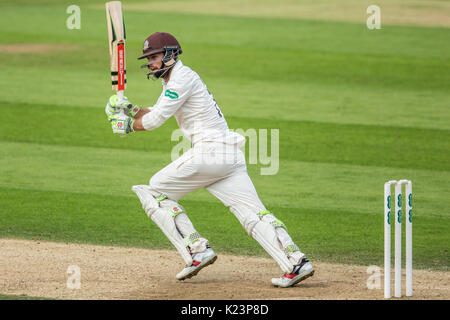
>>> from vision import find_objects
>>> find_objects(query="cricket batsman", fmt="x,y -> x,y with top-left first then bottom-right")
105,32 -> 314,287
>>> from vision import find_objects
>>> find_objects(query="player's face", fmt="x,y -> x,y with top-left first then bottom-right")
147,53 -> 165,72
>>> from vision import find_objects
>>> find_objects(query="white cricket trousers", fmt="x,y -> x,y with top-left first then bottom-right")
148,141 -> 298,259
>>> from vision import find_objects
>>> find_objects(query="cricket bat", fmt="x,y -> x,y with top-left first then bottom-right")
106,1 -> 127,136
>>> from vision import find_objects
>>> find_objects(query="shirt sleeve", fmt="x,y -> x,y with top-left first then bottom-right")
142,78 -> 192,131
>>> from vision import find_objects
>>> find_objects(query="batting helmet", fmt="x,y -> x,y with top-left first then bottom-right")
137,32 -> 182,79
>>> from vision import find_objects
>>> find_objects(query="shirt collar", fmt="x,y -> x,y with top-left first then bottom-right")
162,60 -> 183,86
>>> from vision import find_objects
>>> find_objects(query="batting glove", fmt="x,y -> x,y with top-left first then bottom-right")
108,113 -> 135,135
105,94 -> 141,118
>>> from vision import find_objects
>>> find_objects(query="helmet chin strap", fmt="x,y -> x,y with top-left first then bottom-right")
144,57 -> 176,81
156,58 -> 176,79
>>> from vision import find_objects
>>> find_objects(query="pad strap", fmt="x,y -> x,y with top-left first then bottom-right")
169,205 -> 185,217
283,244 -> 300,256
183,232 -> 201,248
155,194 -> 168,202
258,210 -> 287,230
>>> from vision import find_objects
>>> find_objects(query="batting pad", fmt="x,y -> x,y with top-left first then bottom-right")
131,185 -> 159,216
252,221 -> 294,274
132,185 -> 193,266
150,208 -> 193,266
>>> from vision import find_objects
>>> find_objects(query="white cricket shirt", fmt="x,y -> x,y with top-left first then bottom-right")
142,60 -> 245,146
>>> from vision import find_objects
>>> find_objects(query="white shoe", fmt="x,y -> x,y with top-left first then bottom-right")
271,258 -> 314,288
176,248 -> 217,280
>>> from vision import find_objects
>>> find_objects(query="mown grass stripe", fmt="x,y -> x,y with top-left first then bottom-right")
1,140 -> 449,218
2,3 -> 449,59
0,102 -> 448,171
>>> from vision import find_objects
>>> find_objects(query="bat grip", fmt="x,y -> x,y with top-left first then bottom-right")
117,90 -> 125,100
117,90 -> 126,138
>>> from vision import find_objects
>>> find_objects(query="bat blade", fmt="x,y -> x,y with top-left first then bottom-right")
106,1 -> 127,94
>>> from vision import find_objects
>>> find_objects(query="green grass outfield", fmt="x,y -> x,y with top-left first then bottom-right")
0,293 -> 54,300
0,0 -> 449,271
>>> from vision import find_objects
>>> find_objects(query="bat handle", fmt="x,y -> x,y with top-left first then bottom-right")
117,90 -> 126,138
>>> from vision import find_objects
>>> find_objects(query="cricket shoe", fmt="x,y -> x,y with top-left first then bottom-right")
176,247 -> 217,280
271,258 -> 314,288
